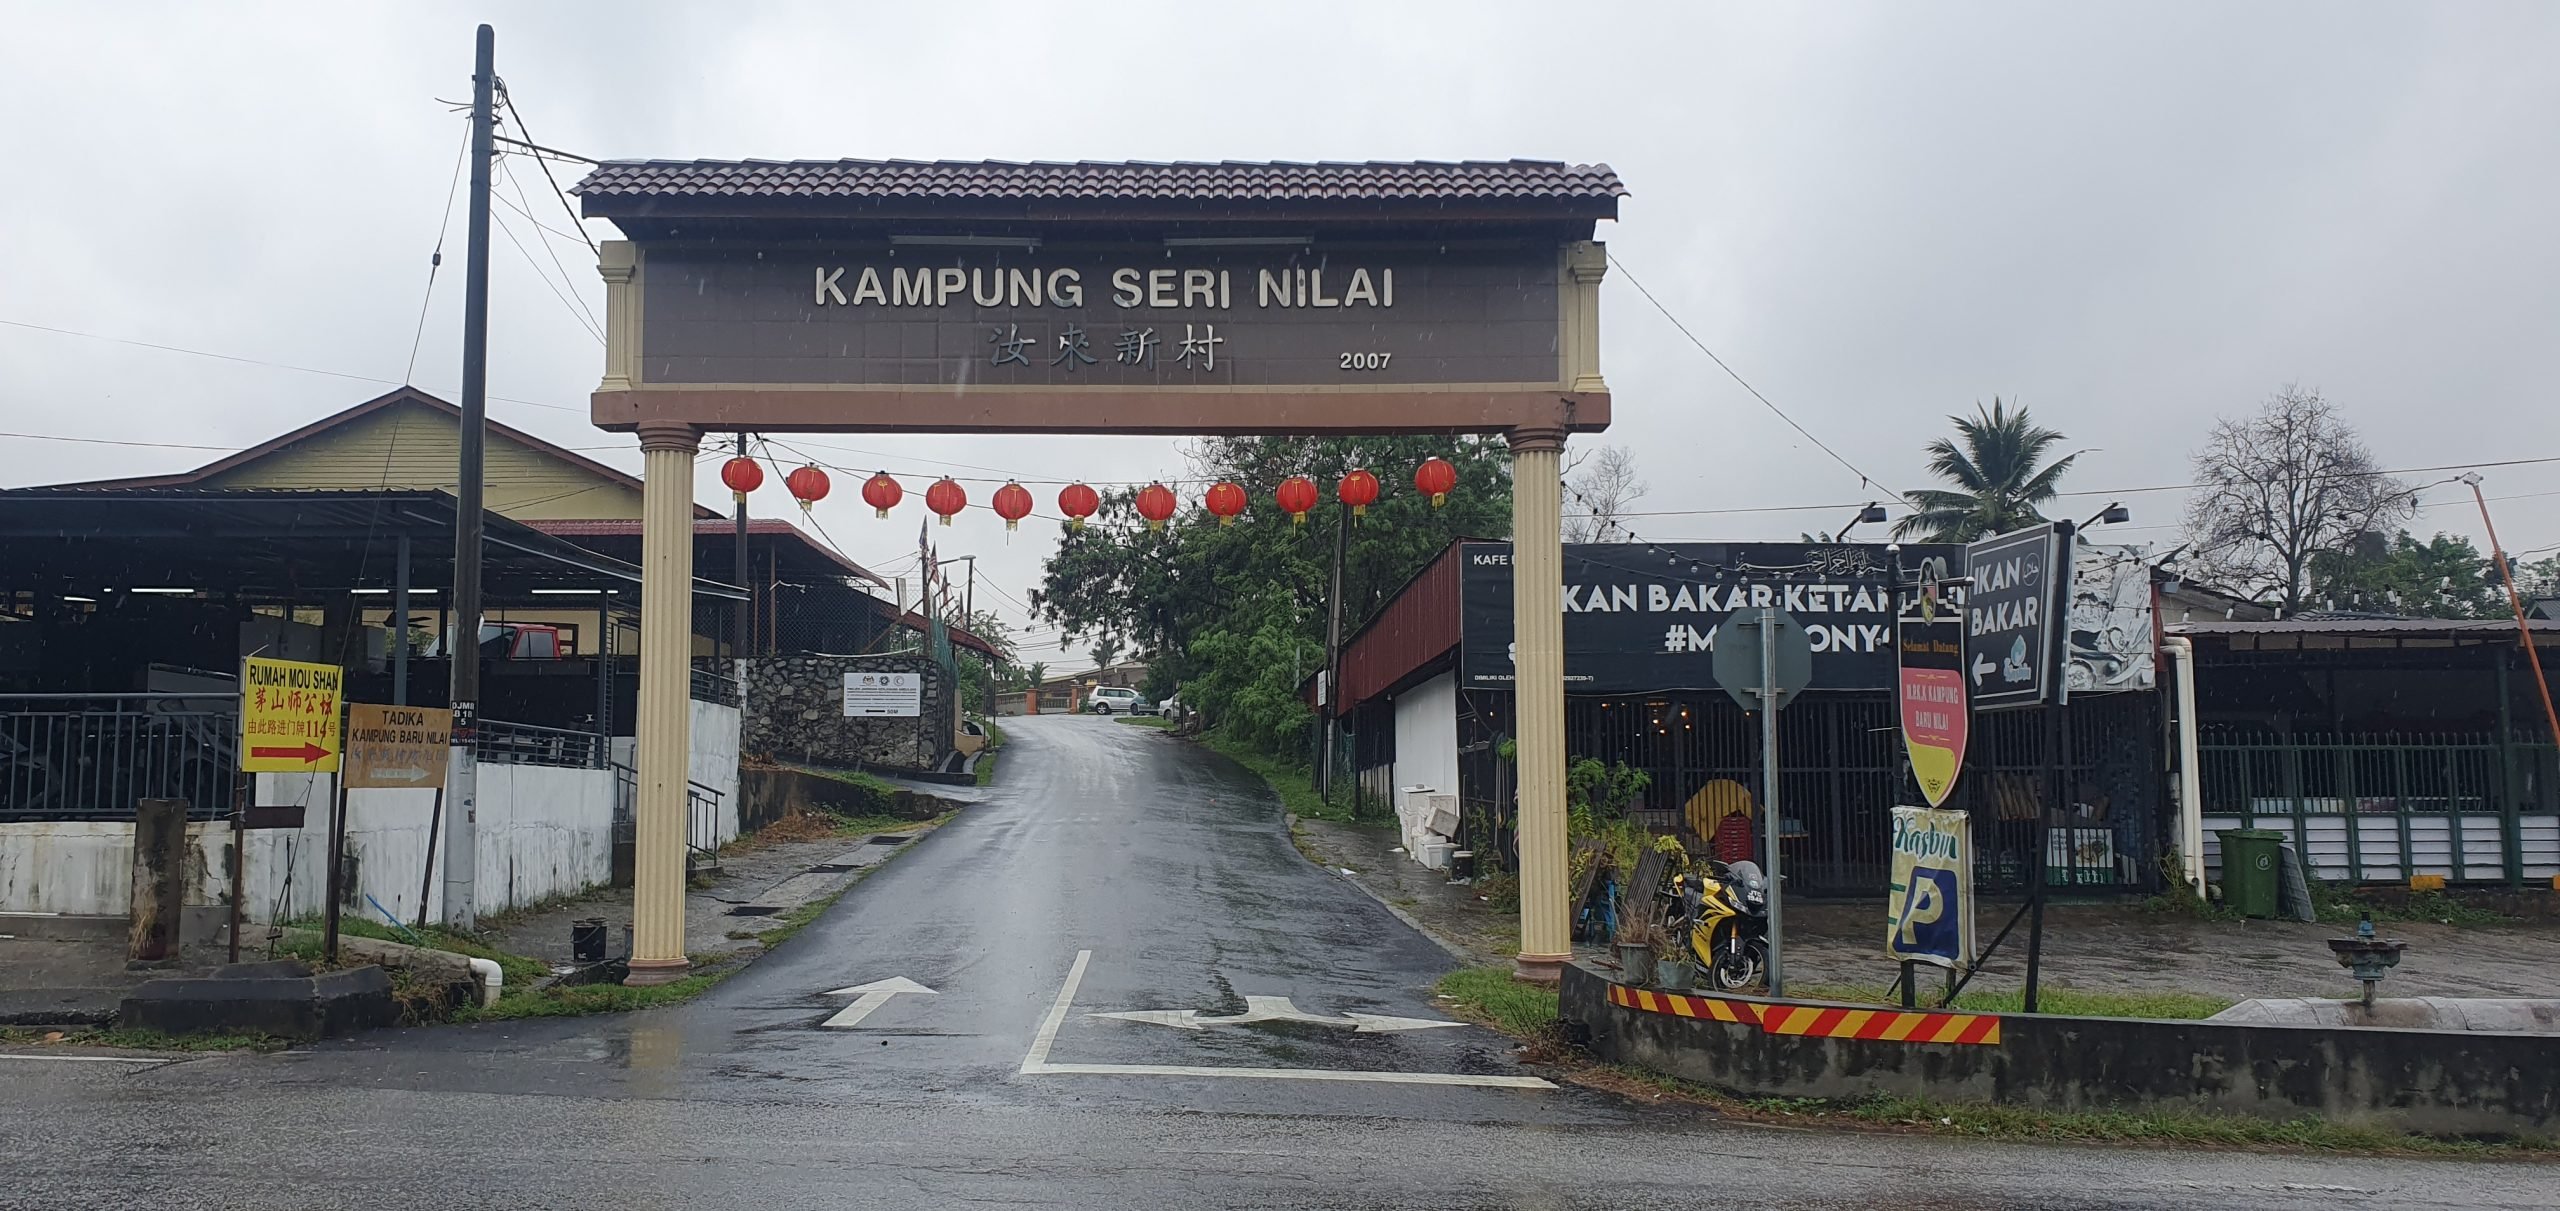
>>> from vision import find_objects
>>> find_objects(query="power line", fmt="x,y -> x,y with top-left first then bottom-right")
405,120 -> 471,383
496,87 -> 600,256
488,207 -> 604,345
0,315 -> 585,414
495,145 -> 604,337
1607,250 -> 1899,497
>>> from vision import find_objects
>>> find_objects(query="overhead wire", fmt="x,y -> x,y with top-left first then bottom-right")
405,119 -> 472,384
1607,250 -> 1900,498
488,206 -> 604,345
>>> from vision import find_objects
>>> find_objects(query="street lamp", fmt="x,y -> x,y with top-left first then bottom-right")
1832,503 -> 1889,542
2080,502 -> 2131,528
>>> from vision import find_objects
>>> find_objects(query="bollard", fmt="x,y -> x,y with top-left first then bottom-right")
128,798 -> 189,965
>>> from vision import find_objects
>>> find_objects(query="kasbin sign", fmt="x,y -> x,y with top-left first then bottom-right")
1884,805 -> 1976,969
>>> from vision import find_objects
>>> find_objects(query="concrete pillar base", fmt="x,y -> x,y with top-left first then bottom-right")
622,957 -> 694,988
1512,953 -> 1569,985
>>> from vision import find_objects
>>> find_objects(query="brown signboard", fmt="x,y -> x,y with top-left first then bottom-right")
594,240 -> 1608,436
342,704 -> 453,790
641,248 -> 1560,389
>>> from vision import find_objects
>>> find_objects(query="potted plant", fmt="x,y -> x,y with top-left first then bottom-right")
1612,897 -> 1659,986
1655,931 -> 1695,992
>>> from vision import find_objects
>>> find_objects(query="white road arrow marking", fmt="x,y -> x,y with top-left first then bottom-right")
1090,994 -> 1463,1034
821,976 -> 936,1029
371,767 -> 431,783
1971,653 -> 1996,686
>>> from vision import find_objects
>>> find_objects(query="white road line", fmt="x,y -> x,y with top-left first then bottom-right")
1019,947 -> 1093,1072
0,1053 -> 177,1065
1016,949 -> 1554,1090
1026,1061 -> 1555,1089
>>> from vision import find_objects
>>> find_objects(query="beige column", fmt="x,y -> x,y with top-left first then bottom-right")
626,421 -> 699,986
1509,424 -> 1571,982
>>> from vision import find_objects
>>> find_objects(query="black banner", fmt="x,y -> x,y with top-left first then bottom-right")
1458,541 -> 1963,696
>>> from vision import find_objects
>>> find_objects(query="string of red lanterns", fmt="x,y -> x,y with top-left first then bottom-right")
727,448 -> 1460,529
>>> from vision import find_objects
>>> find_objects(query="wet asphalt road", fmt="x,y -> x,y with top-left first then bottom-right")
3,715 -> 2554,1209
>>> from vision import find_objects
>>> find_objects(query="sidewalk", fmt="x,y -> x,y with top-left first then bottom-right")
1294,816 -> 2560,1002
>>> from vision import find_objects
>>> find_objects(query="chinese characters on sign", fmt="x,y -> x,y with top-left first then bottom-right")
843,672 -> 923,719
240,657 -> 343,772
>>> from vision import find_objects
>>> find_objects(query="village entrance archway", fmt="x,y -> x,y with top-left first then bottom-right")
577,158 -> 1623,985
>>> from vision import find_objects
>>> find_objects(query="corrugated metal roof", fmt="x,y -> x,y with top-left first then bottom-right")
575,159 -> 1625,203
1332,541 -> 1472,711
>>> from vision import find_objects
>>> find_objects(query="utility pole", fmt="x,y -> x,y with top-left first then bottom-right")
733,434 -> 751,660
1319,501 -> 1349,801
442,22 -> 495,930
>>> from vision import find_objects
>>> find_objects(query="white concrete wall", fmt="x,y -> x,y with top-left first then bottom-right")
1392,673 -> 1461,801
0,760 -> 616,923
690,698 -> 743,846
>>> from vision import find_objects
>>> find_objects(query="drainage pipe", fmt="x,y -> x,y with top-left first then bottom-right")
464,956 -> 503,1007
2163,636 -> 2206,892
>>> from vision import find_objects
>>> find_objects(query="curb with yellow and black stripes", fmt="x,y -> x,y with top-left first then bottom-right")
1604,984 -> 2002,1046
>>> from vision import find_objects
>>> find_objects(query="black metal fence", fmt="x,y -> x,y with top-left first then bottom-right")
0,692 -> 238,821
474,718 -> 605,769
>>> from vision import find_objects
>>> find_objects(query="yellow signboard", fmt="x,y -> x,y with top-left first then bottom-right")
240,657 -> 343,773
343,704 -> 452,790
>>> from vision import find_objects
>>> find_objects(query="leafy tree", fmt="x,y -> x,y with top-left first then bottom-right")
1892,399 -> 2078,543
1035,434 -> 1513,758
2184,386 -> 2415,611
2310,530 -> 2501,619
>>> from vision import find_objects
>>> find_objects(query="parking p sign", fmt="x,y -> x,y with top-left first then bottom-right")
1885,805 -> 1975,970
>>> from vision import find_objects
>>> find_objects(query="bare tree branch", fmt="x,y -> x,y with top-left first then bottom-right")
2183,386 -> 2414,611
1562,444 -> 1647,543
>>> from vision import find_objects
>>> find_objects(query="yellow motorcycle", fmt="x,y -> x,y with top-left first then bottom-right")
1667,859 -> 1770,991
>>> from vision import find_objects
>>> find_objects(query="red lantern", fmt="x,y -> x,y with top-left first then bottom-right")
1058,482 -> 1100,531
993,481 -> 1034,531
1337,468 -> 1381,518
1204,480 -> 1247,526
1413,456 -> 1457,508
1135,482 -> 1178,532
1275,475 -> 1319,525
719,455 -> 763,505
860,471 -> 901,519
925,477 -> 968,527
785,464 -> 831,514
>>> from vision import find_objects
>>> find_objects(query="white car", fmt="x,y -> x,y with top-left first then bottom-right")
1086,686 -> 1147,715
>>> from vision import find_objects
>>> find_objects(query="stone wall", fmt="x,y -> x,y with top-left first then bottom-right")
743,652 -> 953,774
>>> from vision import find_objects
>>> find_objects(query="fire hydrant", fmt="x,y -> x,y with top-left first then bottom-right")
2325,913 -> 2407,1008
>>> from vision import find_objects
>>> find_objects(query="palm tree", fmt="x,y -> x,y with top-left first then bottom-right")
1892,399 -> 2078,543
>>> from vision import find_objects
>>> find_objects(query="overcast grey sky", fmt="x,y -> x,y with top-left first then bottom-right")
5,2 -> 2556,668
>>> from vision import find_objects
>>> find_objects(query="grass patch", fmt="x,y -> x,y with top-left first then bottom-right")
1113,714 -> 1178,730
0,1026 -> 289,1053
1436,966 -> 1561,1038
279,916 -> 547,988
1585,1065 -> 2551,1155
975,722 -> 1007,786
456,959 -> 741,1022
2310,883 -> 2511,927
1201,729 -> 1346,821
1788,982 -> 2234,1020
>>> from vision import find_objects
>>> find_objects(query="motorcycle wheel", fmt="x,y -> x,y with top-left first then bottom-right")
1709,947 -> 1763,991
